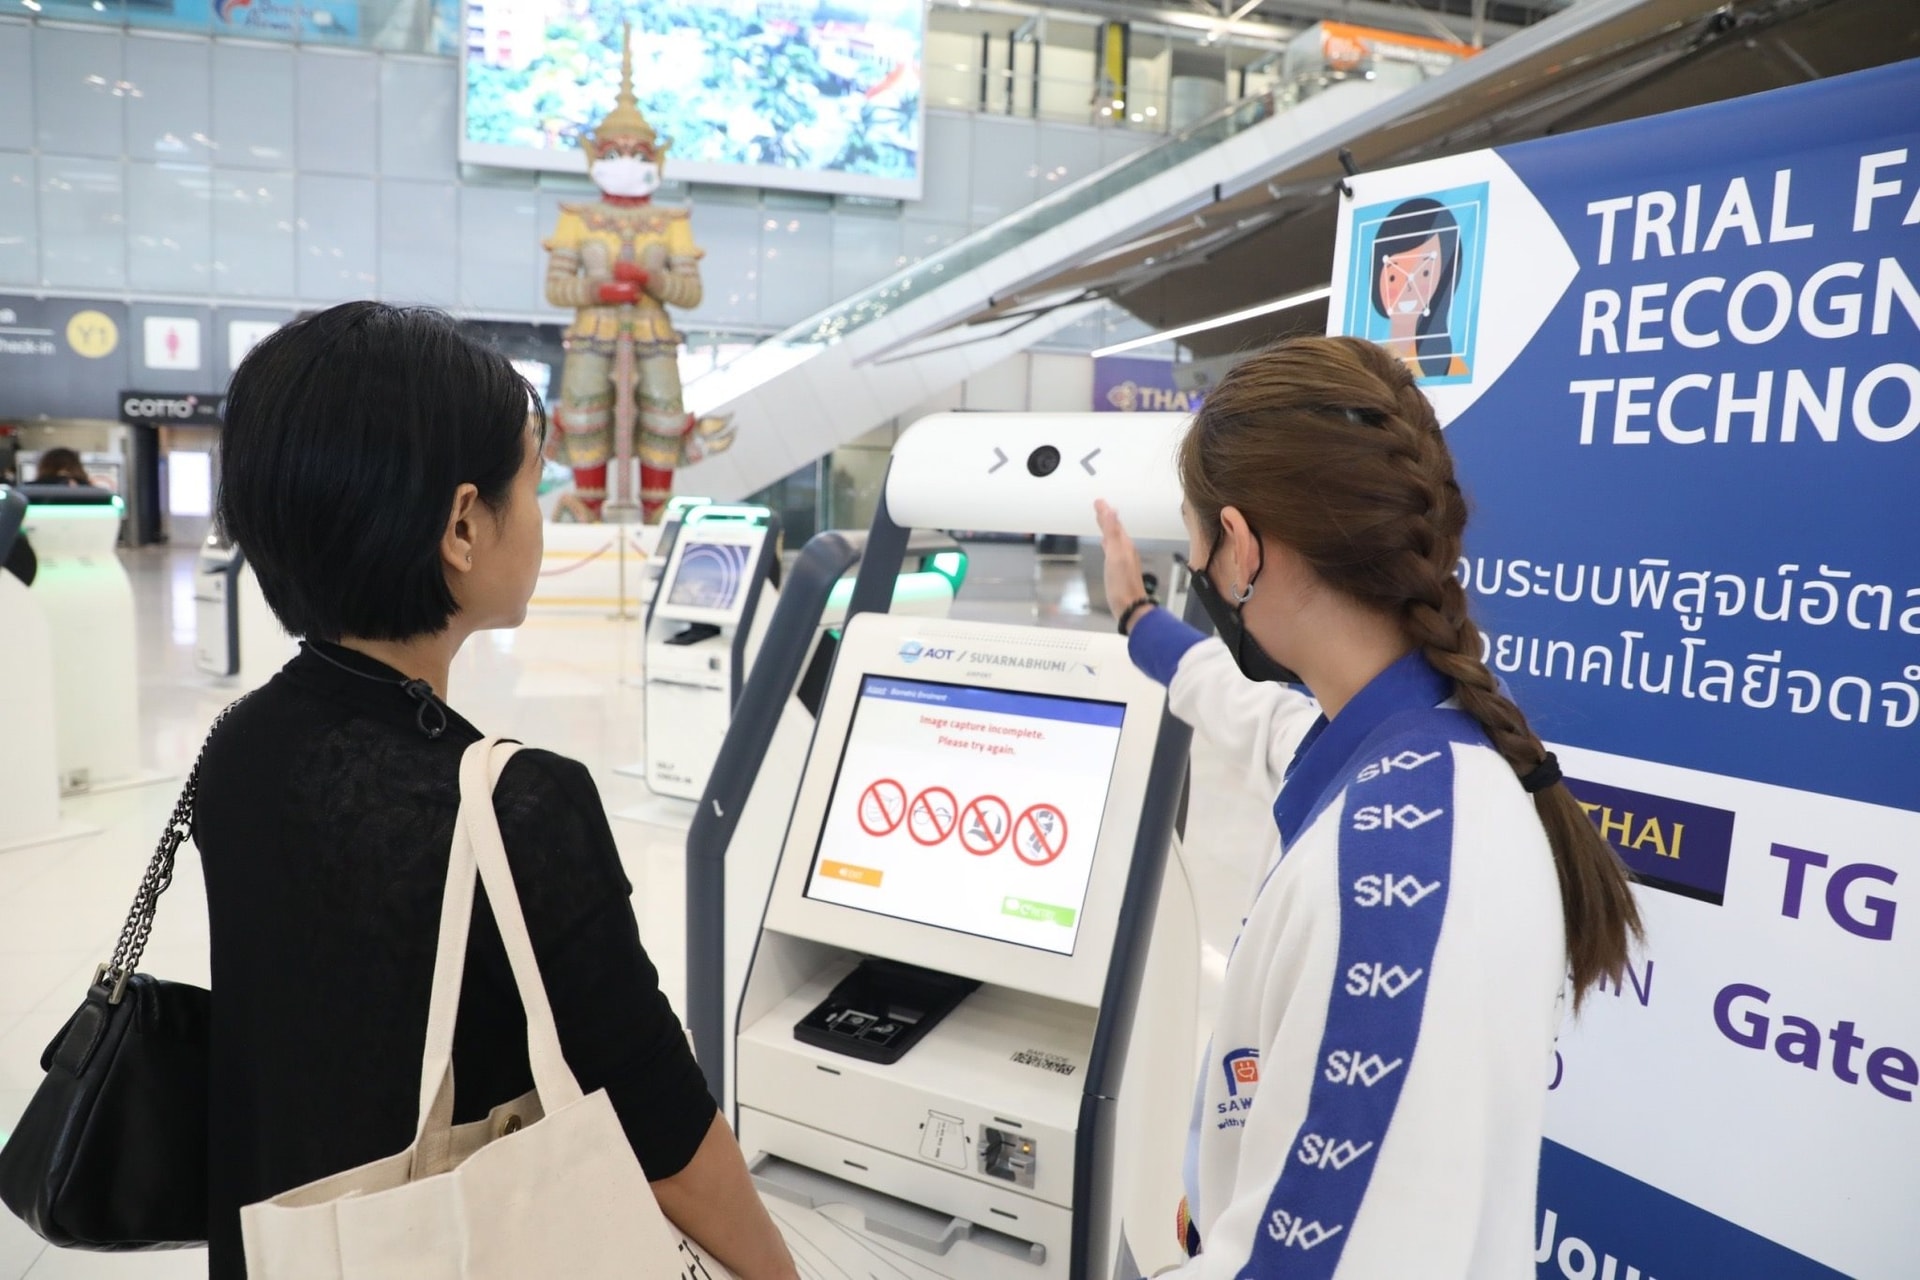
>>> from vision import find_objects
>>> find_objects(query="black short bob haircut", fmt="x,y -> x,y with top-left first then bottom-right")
219,301 -> 545,642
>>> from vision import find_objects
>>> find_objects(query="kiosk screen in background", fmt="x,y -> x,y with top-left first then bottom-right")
804,675 -> 1126,955
666,540 -> 753,610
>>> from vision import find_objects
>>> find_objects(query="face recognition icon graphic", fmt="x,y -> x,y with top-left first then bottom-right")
1342,182 -> 1488,387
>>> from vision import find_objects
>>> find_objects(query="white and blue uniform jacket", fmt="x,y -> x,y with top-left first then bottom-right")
1129,608 -> 1566,1279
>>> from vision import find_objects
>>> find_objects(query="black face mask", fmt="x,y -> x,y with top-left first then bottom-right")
1184,535 -> 1301,685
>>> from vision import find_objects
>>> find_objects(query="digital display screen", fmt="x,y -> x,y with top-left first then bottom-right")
804,676 -> 1126,956
462,0 -> 924,198
666,540 -> 754,611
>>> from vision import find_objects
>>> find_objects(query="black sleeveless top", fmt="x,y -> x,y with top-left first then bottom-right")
194,642 -> 714,1277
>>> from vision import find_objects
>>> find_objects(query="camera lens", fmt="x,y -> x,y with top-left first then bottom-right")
1026,445 -> 1061,477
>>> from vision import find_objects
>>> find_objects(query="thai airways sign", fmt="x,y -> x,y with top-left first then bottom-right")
1329,61 -> 1918,1280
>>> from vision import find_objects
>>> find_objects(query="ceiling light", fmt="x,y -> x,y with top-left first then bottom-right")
1090,284 -> 1333,359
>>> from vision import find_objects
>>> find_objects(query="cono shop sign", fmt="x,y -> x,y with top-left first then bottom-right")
119,392 -> 224,425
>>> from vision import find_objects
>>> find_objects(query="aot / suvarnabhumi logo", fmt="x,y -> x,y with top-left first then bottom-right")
1340,182 -> 1489,387
898,644 -> 960,667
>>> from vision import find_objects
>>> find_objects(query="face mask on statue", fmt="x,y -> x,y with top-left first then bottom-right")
1186,532 -> 1301,686
592,155 -> 661,199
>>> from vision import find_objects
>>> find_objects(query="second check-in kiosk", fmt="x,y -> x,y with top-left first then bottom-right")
729,413 -> 1199,1280
642,504 -> 780,800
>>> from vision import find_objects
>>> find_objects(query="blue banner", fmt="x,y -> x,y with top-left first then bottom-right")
1330,60 -> 1918,1280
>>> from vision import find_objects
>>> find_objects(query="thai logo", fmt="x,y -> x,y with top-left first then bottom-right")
1222,1048 -> 1261,1097
898,641 -> 924,664
1103,380 -> 1199,413
1562,778 -> 1735,905
1341,181 -> 1489,387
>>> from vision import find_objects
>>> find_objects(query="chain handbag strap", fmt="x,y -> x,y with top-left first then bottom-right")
97,696 -> 248,1005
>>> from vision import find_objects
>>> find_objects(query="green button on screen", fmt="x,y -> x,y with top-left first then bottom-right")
1001,897 -> 1077,928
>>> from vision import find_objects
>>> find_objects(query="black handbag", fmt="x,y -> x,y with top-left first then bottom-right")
0,712 -> 233,1250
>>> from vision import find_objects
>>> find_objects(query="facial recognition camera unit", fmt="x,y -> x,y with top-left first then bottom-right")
642,504 -> 780,801
726,413 -> 1204,1280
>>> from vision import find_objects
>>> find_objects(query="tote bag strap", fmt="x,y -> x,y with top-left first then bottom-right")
413,739 -> 586,1173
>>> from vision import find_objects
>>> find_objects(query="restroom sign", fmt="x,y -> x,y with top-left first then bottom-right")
143,316 -> 202,371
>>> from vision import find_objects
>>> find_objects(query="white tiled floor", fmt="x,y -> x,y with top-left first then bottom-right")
0,538 -> 1110,1278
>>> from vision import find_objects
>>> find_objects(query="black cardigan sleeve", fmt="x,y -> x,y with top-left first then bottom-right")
468,747 -> 718,1181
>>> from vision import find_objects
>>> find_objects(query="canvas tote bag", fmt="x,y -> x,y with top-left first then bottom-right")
242,738 -> 732,1279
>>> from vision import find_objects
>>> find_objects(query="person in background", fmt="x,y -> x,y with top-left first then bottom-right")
199,301 -> 796,1279
1096,334 -> 1641,1279
32,447 -> 90,485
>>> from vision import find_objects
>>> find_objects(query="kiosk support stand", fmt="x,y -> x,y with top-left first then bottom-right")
685,530 -> 863,1100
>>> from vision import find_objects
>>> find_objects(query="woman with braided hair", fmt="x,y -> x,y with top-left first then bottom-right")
1096,334 -> 1642,1279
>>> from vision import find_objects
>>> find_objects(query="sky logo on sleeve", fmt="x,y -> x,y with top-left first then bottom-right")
1297,1133 -> 1376,1171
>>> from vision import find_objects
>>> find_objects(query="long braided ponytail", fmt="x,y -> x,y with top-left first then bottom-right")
1180,335 -> 1642,1006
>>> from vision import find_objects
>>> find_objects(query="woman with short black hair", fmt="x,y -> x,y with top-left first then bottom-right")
198,301 -> 794,1278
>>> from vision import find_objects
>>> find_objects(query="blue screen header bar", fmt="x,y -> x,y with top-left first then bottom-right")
860,675 -> 1125,728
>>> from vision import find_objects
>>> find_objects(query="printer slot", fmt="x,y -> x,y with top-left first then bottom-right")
751,1154 -> 1045,1266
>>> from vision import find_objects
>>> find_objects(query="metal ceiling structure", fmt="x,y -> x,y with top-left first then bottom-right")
957,0 -> 1918,360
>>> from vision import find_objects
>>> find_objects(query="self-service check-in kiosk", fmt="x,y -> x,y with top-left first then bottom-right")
719,413 -> 1203,1280
641,504 -> 780,801
643,493 -> 712,603
16,486 -> 143,792
0,486 -> 67,849
193,530 -> 298,683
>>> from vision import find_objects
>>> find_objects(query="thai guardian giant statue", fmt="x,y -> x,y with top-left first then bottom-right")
543,31 -> 732,522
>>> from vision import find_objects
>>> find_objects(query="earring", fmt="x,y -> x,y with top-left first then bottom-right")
465,554 -> 473,567
1231,582 -> 1253,604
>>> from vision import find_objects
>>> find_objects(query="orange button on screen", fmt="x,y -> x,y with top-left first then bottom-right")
820,860 -> 884,888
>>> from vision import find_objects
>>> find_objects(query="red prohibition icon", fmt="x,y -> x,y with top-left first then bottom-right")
857,779 -> 907,837
908,787 -> 959,846
958,795 -> 1011,856
1013,804 -> 1069,866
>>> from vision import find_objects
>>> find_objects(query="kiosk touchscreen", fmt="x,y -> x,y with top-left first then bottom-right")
641,505 -> 778,801
736,613 -> 1171,1280
801,676 -> 1124,958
